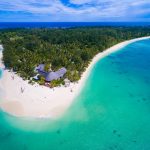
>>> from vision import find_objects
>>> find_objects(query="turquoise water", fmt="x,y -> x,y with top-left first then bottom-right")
0,69 -> 2,78
0,39 -> 150,150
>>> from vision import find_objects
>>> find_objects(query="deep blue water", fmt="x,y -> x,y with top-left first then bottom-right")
0,22 -> 150,29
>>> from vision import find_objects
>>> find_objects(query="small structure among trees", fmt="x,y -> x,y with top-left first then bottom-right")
35,64 -> 67,83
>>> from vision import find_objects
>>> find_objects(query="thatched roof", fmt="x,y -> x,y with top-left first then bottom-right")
35,65 -> 67,82
45,72 -> 59,82
36,64 -> 45,72
55,67 -> 67,77
45,67 -> 67,82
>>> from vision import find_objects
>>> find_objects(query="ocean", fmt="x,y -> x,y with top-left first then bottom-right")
0,22 -> 150,29
0,39 -> 150,150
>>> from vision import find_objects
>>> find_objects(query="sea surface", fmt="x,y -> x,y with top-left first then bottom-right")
0,22 -> 150,29
0,39 -> 150,150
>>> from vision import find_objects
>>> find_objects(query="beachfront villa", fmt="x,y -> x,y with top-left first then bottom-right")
34,64 -> 67,82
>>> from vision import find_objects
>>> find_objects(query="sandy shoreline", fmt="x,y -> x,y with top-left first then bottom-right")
0,36 -> 150,119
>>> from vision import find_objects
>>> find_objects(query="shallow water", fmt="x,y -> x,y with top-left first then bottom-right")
0,39 -> 150,150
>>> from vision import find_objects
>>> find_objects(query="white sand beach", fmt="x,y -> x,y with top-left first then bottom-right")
0,36 -> 150,119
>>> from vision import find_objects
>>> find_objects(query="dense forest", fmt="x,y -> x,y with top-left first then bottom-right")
0,27 -> 150,86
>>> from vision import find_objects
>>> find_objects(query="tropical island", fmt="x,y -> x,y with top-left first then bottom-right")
0,27 -> 150,118
0,27 -> 150,87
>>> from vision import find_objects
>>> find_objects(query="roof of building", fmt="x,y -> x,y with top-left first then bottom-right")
55,67 -> 67,76
36,64 -> 45,72
45,72 -> 59,82
38,70 -> 47,77
33,74 -> 39,80
35,65 -> 67,82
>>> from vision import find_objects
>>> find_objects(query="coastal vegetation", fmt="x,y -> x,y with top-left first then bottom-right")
0,27 -> 150,86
